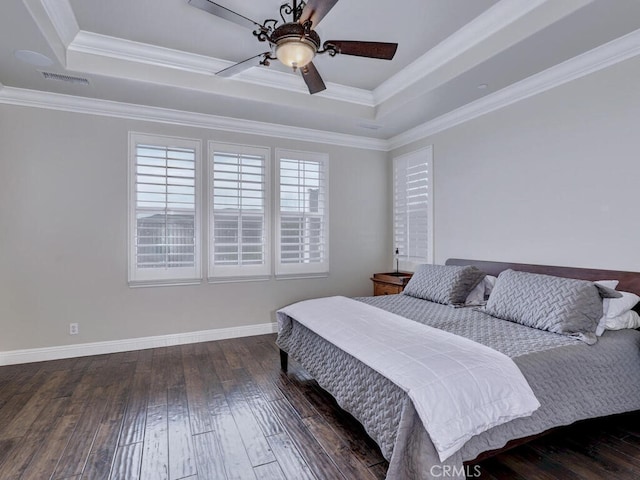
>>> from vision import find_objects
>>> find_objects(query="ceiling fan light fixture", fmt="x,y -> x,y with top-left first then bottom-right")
189,0 -> 397,94
276,39 -> 316,69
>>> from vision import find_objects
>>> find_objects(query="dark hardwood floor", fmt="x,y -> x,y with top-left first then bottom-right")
0,334 -> 638,480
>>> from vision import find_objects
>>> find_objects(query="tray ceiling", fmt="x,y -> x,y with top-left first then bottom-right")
1,0 -> 640,145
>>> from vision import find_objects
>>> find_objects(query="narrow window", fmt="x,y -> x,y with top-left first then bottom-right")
276,149 -> 329,277
393,146 -> 433,269
209,143 -> 270,280
128,133 -> 201,285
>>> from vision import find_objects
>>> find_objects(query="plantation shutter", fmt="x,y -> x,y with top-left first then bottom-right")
393,147 -> 433,265
276,150 -> 329,276
209,144 -> 270,279
129,133 -> 201,284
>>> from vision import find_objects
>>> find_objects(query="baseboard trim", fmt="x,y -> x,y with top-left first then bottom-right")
0,322 -> 278,366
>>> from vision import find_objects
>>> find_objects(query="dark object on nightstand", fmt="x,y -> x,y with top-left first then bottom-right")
371,272 -> 413,296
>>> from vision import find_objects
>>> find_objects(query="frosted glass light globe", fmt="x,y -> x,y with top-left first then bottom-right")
276,40 -> 315,69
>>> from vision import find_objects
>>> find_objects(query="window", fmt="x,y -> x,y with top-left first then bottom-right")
393,146 -> 433,269
128,135 -> 330,285
128,133 -> 201,285
275,149 -> 329,277
209,143 -> 270,279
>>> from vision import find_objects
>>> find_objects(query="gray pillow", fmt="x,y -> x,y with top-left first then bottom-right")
483,269 -> 621,345
403,264 -> 486,306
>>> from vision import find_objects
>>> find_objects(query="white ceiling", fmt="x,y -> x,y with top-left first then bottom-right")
1,0 -> 640,144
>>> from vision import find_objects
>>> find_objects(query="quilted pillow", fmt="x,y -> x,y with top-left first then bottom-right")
484,269 -> 621,345
403,264 -> 486,306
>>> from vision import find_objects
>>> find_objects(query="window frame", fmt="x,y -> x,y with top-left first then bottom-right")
393,146 -> 434,270
128,132 -> 202,286
275,148 -> 330,278
208,142 -> 271,281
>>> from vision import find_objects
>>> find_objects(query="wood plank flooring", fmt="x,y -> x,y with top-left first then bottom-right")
0,333 -> 638,479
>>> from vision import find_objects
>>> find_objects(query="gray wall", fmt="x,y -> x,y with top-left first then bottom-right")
392,56 -> 640,272
0,106 -> 390,351
3,55 -> 639,353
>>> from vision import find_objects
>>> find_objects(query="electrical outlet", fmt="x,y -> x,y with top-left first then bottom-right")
69,323 -> 79,335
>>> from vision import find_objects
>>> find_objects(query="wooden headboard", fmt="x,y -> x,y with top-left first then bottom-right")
446,258 -> 640,312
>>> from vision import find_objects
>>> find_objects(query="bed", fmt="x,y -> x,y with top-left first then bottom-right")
275,259 -> 640,479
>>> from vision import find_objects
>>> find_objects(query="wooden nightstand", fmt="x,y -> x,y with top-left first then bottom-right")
371,272 -> 413,296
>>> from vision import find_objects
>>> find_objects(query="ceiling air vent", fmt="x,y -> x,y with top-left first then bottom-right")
357,122 -> 383,131
41,71 -> 90,85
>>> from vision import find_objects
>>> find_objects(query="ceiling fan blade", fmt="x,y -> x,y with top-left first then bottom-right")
298,0 -> 339,28
300,62 -> 326,94
188,0 -> 263,31
216,52 -> 269,77
324,41 -> 398,60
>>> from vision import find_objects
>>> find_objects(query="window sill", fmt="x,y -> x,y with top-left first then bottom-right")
128,279 -> 202,288
208,276 -> 271,284
275,272 -> 329,281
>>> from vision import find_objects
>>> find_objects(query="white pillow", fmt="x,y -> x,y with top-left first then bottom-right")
605,291 -> 640,318
603,310 -> 640,331
594,280 -> 619,336
484,275 -> 497,296
465,275 -> 497,306
595,280 -> 619,290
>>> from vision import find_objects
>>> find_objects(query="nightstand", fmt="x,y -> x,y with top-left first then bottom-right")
371,272 -> 413,296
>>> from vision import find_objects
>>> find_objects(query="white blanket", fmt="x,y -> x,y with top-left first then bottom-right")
277,296 -> 540,461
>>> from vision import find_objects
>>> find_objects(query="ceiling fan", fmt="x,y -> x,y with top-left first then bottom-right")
188,0 -> 398,94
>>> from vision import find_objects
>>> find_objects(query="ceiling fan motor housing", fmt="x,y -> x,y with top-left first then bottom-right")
272,23 -> 321,69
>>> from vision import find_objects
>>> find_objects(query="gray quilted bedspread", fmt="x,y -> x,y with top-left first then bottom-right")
276,294 -> 640,480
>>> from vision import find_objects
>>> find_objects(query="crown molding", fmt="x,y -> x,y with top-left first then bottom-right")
373,0 -> 551,104
69,31 -> 229,76
21,0 -> 78,66
0,86 -> 388,151
40,0 -> 79,46
68,31 -> 375,107
388,27 -> 640,151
